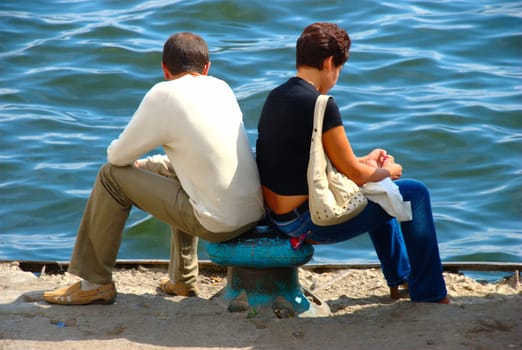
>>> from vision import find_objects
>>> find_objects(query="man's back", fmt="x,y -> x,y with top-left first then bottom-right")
108,74 -> 263,232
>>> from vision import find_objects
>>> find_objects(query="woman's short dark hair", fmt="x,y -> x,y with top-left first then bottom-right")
296,23 -> 351,70
162,32 -> 209,75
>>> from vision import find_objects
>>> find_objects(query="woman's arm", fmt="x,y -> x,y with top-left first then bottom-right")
322,126 -> 402,186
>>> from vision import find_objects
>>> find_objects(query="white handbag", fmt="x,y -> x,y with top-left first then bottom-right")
307,95 -> 367,226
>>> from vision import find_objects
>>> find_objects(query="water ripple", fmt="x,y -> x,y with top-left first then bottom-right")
1,0 -> 520,264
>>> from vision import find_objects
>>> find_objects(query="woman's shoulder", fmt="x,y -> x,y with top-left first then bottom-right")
270,77 -> 318,100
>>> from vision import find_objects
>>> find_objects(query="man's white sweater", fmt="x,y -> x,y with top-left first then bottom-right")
107,74 -> 263,232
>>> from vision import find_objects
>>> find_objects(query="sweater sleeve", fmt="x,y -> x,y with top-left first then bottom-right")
107,85 -> 169,166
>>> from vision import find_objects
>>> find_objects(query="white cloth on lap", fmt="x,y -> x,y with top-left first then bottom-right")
361,177 -> 412,222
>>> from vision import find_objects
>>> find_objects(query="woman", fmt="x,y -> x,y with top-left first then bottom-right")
256,22 -> 449,303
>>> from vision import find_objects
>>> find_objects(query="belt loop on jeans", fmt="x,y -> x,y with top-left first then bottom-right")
269,200 -> 309,222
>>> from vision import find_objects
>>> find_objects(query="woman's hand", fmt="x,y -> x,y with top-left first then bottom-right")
382,157 -> 403,180
363,149 -> 397,168
363,149 -> 402,180
323,127 -> 403,184
366,148 -> 387,163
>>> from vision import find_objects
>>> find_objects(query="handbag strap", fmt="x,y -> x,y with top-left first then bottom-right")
311,94 -> 331,146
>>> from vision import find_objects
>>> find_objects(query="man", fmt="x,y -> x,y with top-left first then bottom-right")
44,32 -> 264,305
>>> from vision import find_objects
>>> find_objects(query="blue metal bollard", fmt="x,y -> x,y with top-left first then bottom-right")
206,225 -> 331,317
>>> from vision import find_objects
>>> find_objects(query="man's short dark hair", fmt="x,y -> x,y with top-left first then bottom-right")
296,23 -> 351,70
162,32 -> 209,75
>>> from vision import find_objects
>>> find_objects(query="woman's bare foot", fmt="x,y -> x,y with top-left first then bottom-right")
390,283 -> 409,300
438,296 -> 451,304
389,282 -> 449,303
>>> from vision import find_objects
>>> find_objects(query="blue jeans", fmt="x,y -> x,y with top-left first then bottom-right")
269,179 -> 447,302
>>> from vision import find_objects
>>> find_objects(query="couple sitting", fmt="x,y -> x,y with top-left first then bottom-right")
44,24 -> 448,306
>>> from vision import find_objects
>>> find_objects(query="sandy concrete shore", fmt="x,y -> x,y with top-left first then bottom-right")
0,261 -> 520,350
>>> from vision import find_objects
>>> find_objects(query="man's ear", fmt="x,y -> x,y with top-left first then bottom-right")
161,62 -> 172,80
202,62 -> 211,75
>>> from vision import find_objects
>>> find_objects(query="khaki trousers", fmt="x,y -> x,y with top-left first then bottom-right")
68,159 -> 257,285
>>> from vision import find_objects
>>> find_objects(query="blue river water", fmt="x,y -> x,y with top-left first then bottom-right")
1,1 -> 521,272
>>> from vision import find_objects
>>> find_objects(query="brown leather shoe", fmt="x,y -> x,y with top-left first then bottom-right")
43,281 -> 116,305
158,278 -> 198,297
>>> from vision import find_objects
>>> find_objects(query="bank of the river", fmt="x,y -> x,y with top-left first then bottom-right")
0,261 -> 520,350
